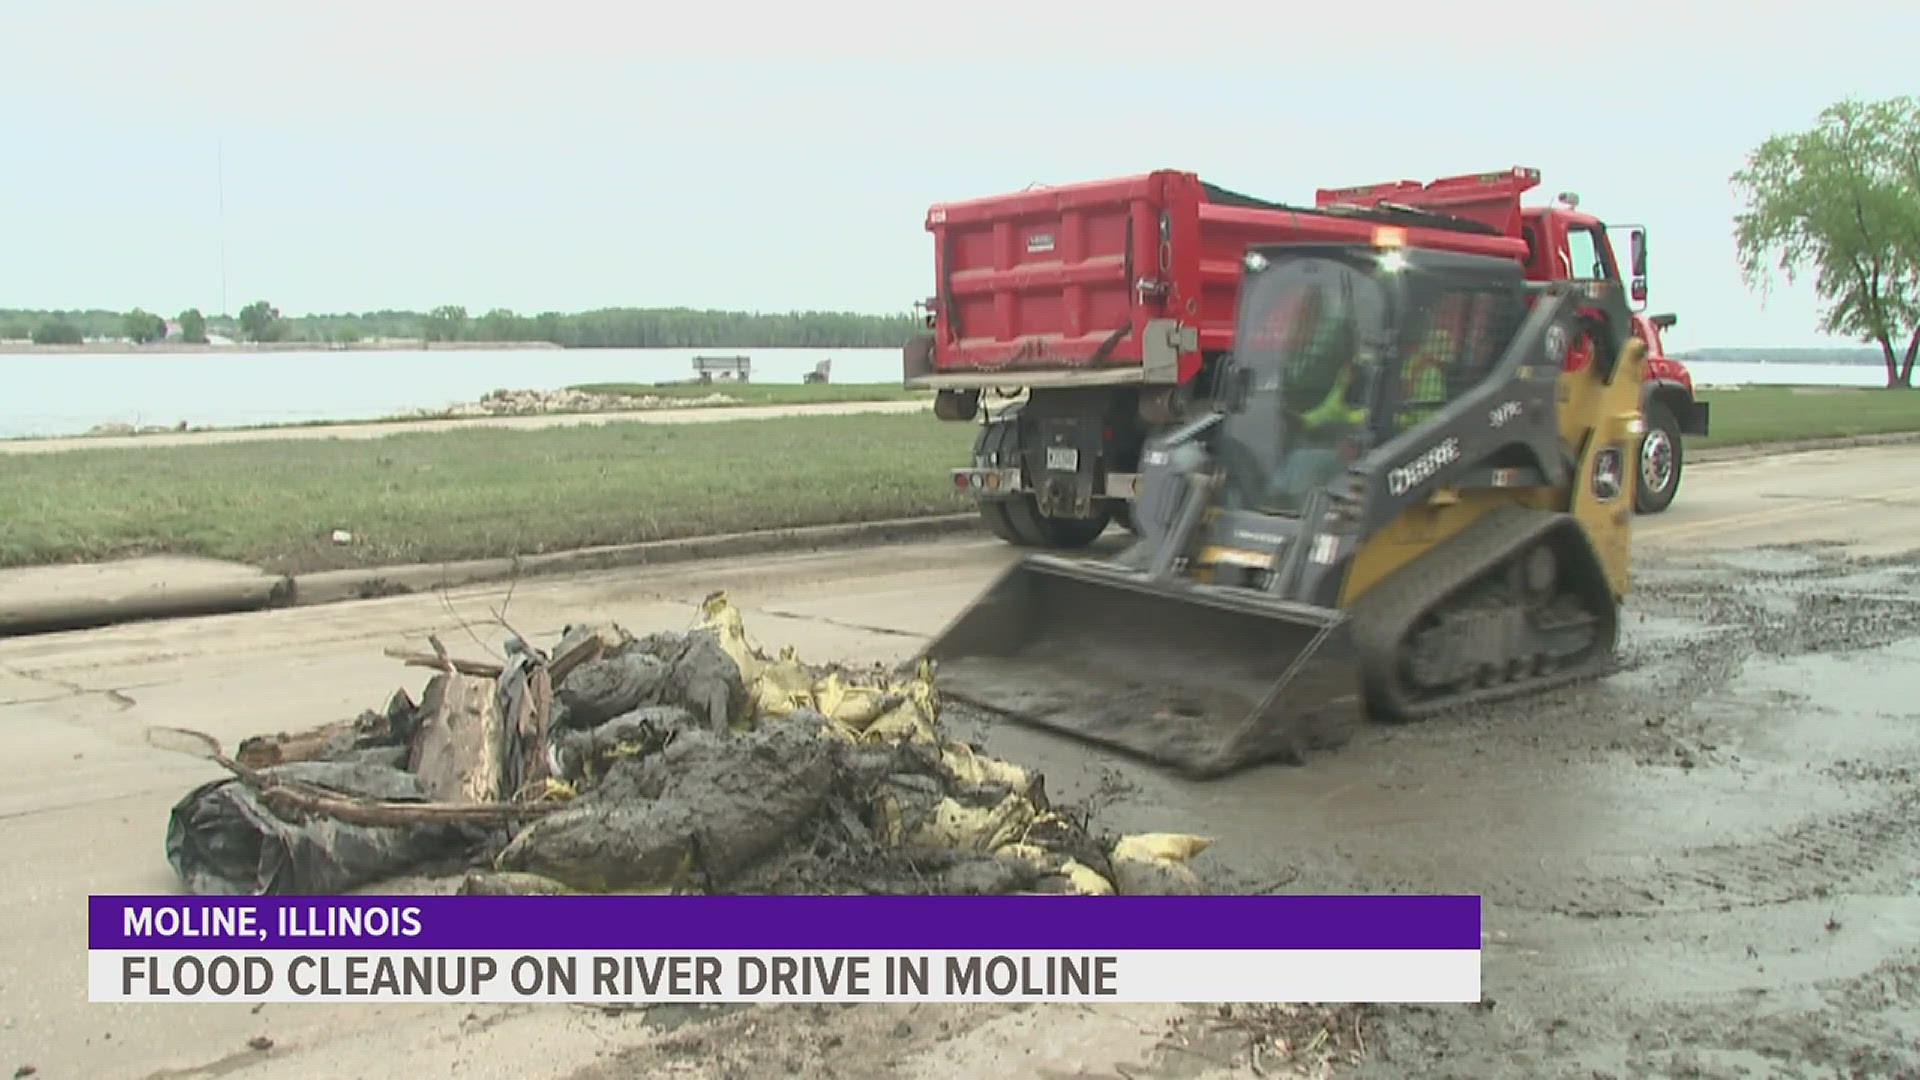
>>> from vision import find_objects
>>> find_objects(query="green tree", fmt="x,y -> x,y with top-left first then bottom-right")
178,308 -> 208,344
122,308 -> 167,344
238,300 -> 285,343
423,304 -> 469,342
474,307 -> 524,342
31,318 -> 84,345
1732,95 -> 1920,388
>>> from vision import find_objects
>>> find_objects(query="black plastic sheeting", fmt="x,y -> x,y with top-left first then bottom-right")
164,747 -> 484,895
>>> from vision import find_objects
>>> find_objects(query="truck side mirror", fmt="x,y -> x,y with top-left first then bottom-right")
1629,229 -> 1647,278
1630,279 -> 1648,303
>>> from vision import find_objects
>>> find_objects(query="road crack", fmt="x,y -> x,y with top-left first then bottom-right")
753,608 -> 927,641
1,664 -> 139,709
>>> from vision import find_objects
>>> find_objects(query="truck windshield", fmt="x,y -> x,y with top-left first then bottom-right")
1217,256 -> 1389,514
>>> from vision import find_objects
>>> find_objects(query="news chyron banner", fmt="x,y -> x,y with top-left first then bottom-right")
91,895 -> 1482,1004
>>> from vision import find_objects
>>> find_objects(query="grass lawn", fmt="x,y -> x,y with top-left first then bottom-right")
0,413 -> 976,574
1693,385 -> 1920,448
568,381 -> 930,406
3,385 -> 1915,573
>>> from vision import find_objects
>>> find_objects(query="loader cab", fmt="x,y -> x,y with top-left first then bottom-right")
1218,241 -> 1528,517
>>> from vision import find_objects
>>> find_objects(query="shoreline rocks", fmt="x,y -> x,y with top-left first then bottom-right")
428,387 -> 742,418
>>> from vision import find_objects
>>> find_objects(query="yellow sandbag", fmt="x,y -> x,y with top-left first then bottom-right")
909,793 -> 1036,853
753,657 -> 818,719
811,670 -> 843,715
1059,859 -> 1115,896
861,674 -> 940,744
861,699 -> 936,744
1109,832 -> 1212,895
818,679 -> 895,729
694,592 -> 767,682
942,742 -> 1034,793
1113,833 -> 1212,864
994,842 -> 1056,868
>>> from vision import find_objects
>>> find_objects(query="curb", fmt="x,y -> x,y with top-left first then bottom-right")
1689,430 -> 1920,464
0,564 -> 290,637
284,514 -> 986,608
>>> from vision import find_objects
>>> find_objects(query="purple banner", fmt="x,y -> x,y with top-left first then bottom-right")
90,895 -> 1480,951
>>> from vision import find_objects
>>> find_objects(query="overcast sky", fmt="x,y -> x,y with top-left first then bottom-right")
3,0 -> 1915,348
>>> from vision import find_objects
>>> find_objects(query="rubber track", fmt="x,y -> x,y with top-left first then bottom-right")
1347,505 -> 1620,722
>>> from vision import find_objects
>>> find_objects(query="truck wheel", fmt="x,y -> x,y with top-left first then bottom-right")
1634,401 -> 1683,514
978,500 -> 1026,544
1006,496 -> 1112,549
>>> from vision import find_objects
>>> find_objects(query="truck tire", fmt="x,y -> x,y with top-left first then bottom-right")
1005,496 -> 1112,549
979,500 -> 1027,544
1634,400 -> 1683,515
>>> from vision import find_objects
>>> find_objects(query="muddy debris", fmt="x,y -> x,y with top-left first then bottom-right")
156,592 -> 1212,896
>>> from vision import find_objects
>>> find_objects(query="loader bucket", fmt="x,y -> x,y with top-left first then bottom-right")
920,555 -> 1364,778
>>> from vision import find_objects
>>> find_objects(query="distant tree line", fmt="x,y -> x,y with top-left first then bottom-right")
1678,347 -> 1890,365
0,303 -> 921,349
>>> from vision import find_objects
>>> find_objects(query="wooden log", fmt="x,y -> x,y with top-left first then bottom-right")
383,648 -> 505,678
236,716 -> 365,770
521,664 -> 554,790
234,689 -> 415,770
408,672 -> 511,804
548,633 -> 609,686
146,725 -> 563,827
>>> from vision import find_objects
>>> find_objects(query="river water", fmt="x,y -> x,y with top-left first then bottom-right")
0,346 -> 1893,439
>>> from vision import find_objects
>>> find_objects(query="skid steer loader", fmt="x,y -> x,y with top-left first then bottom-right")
919,234 -> 1648,777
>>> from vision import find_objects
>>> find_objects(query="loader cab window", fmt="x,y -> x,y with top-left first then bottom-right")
1392,283 -> 1517,430
1221,255 -> 1389,514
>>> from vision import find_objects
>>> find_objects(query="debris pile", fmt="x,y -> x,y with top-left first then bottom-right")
155,593 -> 1212,898
430,387 -> 740,417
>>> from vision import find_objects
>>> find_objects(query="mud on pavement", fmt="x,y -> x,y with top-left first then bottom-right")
581,541 -> 1920,1080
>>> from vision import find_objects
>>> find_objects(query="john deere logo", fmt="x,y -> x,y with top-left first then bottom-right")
1544,325 -> 1569,361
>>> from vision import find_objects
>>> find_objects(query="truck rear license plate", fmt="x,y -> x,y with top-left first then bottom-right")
1046,447 -> 1079,472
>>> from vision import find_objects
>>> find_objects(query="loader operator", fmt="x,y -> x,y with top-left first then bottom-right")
1397,327 -> 1453,430
1267,300 -> 1372,510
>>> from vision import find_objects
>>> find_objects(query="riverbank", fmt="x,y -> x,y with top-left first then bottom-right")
0,339 -> 561,354
0,394 -> 933,455
1,386 -> 1914,574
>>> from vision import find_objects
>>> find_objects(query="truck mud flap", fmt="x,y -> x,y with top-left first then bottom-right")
1681,399 -> 1710,437
917,556 -> 1364,778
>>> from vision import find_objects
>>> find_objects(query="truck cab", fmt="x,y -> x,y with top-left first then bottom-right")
1521,204 -> 1707,512
1307,174 -> 1711,514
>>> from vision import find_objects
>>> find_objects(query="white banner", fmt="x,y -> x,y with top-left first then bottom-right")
91,948 -> 1479,1004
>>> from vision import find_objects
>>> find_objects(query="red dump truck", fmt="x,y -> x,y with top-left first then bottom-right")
903,166 -> 1710,547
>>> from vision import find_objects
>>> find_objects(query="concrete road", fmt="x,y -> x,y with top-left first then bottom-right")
0,398 -> 933,456
3,444 -> 1917,1079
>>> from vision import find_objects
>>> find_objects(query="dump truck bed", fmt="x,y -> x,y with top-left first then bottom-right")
913,169 -> 1531,390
